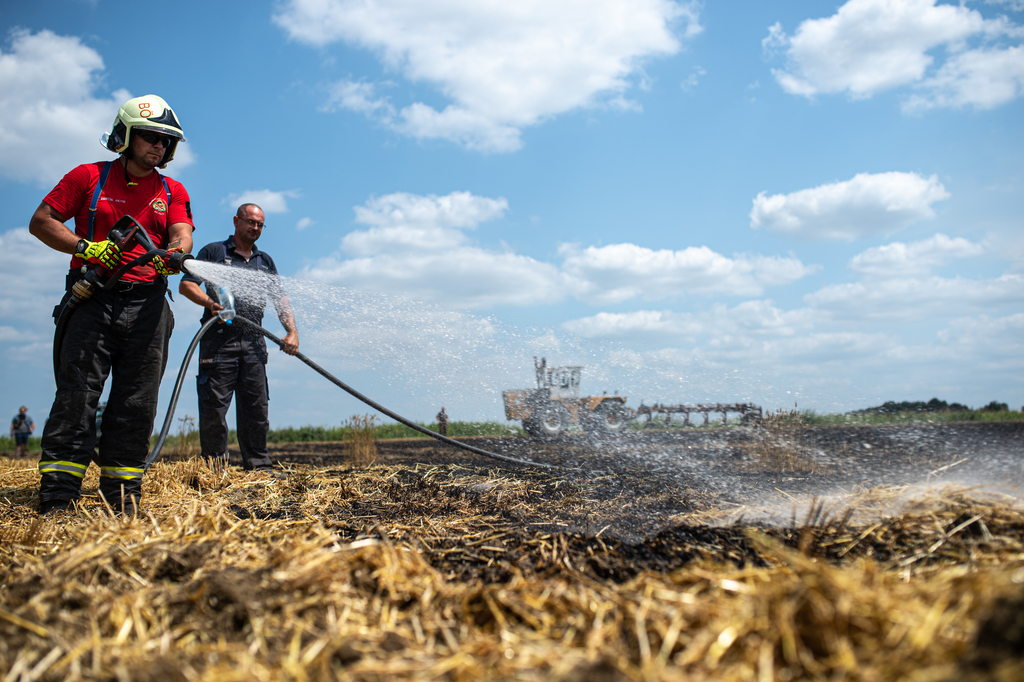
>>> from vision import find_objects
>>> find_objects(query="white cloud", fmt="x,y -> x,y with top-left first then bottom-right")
222,189 -> 300,213
563,301 -> 814,340
766,0 -> 1024,111
938,313 -> 1024,352
300,191 -> 813,309
324,80 -> 395,117
296,217 -> 316,231
750,171 -> 949,241
352,191 -> 507,230
304,249 -> 574,309
986,1 -> 1024,12
0,228 -> 70,321
275,0 -> 702,151
0,325 -> 40,342
300,191 -> 574,308
0,29 -> 195,187
849,234 -> 984,276
341,191 -> 508,256
806,274 -> 1024,320
903,45 -> 1024,112
559,243 -> 817,304
680,66 -> 706,92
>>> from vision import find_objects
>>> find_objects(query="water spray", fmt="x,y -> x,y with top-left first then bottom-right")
145,276 -> 562,471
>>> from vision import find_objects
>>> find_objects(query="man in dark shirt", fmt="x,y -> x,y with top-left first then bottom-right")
179,203 -> 298,474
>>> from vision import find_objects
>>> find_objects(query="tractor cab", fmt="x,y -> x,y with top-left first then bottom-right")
536,358 -> 582,401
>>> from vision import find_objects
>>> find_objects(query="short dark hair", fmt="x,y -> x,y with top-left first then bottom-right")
236,203 -> 263,217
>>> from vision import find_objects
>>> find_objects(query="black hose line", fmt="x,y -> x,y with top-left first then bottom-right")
145,312 -> 561,471
144,315 -> 221,470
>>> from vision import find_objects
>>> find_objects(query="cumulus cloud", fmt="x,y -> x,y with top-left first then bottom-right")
560,243 -> 817,304
849,234 -> 985,276
0,228 -> 70,321
341,191 -> 508,256
750,171 -> 949,241
680,66 -> 706,92
222,189 -> 301,214
765,0 -> 1024,111
296,217 -> 316,231
0,29 -> 195,187
938,313 -> 1024,351
300,191 -> 813,309
300,191 -> 574,307
563,301 -> 814,340
806,274 -> 1024,320
275,0 -> 702,151
903,44 -> 1024,112
986,1 -> 1024,12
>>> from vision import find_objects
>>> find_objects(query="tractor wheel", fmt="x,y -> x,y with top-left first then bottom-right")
586,401 -> 630,436
525,402 -> 570,438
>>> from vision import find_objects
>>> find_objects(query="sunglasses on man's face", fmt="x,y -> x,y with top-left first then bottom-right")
136,130 -> 173,148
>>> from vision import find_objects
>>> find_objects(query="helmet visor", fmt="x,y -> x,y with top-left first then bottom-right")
133,124 -> 185,142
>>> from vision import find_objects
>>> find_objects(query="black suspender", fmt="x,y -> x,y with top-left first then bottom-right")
87,161 -> 113,241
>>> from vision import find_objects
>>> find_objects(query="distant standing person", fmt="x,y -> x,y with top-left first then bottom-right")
436,407 -> 449,436
10,407 -> 34,458
179,204 -> 299,475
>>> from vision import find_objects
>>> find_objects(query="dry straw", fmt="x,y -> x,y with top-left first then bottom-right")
344,414 -> 379,467
741,409 -> 827,473
1,452 -> 1022,681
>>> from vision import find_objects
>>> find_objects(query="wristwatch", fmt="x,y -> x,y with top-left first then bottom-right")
75,239 -> 88,256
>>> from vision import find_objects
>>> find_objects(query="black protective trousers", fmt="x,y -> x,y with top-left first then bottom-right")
39,283 -> 173,511
197,332 -> 272,470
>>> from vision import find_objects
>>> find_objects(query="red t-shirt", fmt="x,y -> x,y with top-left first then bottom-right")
44,161 -> 195,283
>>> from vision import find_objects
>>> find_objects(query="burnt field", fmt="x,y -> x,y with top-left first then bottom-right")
2,421 -> 1023,681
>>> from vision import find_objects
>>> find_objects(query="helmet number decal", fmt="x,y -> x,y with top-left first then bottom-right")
139,102 -> 153,118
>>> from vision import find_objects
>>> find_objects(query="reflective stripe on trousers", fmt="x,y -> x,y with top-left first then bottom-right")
39,284 -> 172,509
38,460 -> 89,478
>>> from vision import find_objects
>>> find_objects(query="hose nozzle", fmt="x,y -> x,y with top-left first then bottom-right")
168,251 -> 194,273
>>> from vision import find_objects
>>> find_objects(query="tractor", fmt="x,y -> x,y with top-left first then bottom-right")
503,358 -> 630,438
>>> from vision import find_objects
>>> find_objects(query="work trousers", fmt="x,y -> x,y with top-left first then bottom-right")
39,284 -> 173,511
197,333 -> 272,469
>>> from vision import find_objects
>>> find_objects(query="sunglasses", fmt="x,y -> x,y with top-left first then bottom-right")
238,217 -> 265,229
136,130 -> 174,147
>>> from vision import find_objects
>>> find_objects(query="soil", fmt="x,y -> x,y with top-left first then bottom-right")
214,421 -> 1024,583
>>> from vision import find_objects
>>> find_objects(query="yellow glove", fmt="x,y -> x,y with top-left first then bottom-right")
153,247 -> 184,276
79,239 -> 122,269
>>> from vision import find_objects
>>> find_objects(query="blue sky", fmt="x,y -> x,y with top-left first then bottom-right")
1,0 -> 1023,429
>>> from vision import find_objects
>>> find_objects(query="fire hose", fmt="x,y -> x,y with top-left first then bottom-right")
51,215 -> 194,384
53,214 -> 562,473
144,290 -> 563,471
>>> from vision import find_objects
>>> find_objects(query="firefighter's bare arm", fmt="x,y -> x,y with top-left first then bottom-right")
28,202 -> 77,253
166,222 -> 193,256
153,222 -> 195,276
29,201 -> 122,267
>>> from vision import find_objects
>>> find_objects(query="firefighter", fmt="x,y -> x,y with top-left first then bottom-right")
28,94 -> 194,515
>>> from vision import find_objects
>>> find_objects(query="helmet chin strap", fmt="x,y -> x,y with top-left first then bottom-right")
120,154 -> 138,187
